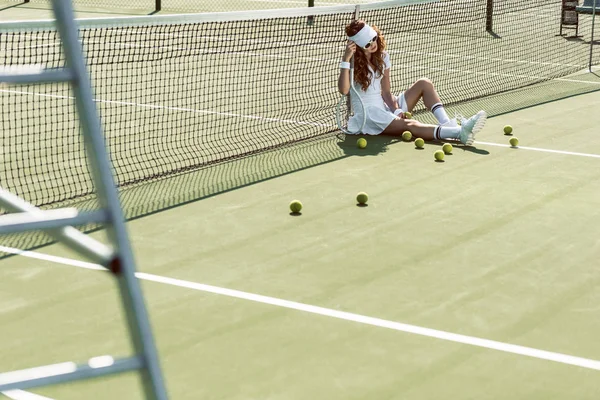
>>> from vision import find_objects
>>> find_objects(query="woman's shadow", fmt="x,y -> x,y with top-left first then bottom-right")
336,134 -> 400,156
336,134 -> 489,156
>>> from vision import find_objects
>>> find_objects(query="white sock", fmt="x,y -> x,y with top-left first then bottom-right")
431,103 -> 451,125
434,125 -> 461,140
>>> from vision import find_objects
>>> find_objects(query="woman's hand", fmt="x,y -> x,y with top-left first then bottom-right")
343,41 -> 356,62
393,108 -> 405,119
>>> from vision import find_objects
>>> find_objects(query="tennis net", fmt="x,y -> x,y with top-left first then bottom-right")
1,0 -> 599,211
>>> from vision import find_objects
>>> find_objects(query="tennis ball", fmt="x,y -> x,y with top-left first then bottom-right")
289,200 -> 302,214
356,192 -> 368,205
434,149 -> 445,161
402,131 -> 412,141
504,125 -> 513,135
404,111 -> 412,119
415,137 -> 425,149
442,143 -> 453,154
509,137 -> 519,147
357,138 -> 367,149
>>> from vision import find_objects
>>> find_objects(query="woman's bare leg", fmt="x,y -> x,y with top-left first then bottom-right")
402,78 -> 441,111
381,118 -> 437,140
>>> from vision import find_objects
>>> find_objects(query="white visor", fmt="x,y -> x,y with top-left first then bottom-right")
348,24 -> 377,48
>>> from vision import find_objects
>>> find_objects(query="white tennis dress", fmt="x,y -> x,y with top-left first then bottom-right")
347,52 -> 406,135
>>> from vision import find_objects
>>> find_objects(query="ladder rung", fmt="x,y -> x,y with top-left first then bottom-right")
0,187 -> 114,265
0,208 -> 109,235
0,68 -> 74,85
0,356 -> 144,392
1,389 -> 54,400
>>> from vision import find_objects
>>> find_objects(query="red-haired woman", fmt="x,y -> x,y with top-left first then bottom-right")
338,20 -> 486,145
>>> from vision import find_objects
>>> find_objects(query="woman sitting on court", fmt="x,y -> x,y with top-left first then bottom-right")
339,20 -> 486,144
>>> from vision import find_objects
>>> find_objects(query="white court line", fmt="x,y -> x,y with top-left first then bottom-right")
476,141 -> 600,159
2,390 -> 54,400
0,247 -> 105,271
0,89 -> 333,130
2,245 -> 600,372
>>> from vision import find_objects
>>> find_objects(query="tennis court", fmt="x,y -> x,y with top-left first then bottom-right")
2,90 -> 600,399
2,0 -> 600,398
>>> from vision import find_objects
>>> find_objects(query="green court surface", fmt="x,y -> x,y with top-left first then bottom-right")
2,90 -> 600,399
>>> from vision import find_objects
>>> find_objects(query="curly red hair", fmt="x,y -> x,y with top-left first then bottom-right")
345,20 -> 387,92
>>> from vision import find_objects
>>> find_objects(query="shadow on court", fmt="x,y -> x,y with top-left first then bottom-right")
337,133 -> 490,156
425,140 -> 491,156
336,134 -> 400,156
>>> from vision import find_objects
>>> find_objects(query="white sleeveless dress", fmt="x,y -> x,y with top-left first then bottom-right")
347,52 -> 406,135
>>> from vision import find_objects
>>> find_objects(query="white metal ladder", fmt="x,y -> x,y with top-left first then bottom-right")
0,0 -> 168,398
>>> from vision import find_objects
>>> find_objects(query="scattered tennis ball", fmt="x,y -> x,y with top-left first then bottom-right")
289,200 -> 302,214
434,149 -> 445,161
401,131 -> 412,141
442,143 -> 453,154
504,125 -> 513,135
356,192 -> 369,205
404,111 -> 412,119
509,137 -> 519,147
415,137 -> 425,149
357,138 -> 367,149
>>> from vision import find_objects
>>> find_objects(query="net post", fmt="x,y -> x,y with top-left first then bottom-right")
590,0 -> 597,71
307,0 -> 314,25
155,0 -> 161,12
486,0 -> 493,32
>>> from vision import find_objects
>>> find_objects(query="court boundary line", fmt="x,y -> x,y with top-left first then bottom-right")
2,245 -> 600,372
476,141 -> 600,159
0,88 -> 333,129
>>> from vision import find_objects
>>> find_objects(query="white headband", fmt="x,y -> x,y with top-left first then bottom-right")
348,24 -> 377,48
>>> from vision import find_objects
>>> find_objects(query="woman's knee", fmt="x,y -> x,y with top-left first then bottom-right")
417,77 -> 433,88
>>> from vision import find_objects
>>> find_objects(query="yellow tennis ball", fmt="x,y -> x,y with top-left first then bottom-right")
356,192 -> 368,205
404,111 -> 412,119
434,150 -> 445,161
442,143 -> 453,154
289,200 -> 302,214
504,125 -> 513,135
401,131 -> 412,141
509,137 -> 519,147
357,138 -> 367,149
415,137 -> 425,149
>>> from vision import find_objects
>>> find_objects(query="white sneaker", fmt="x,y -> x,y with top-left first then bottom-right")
446,118 -> 459,128
458,110 -> 487,145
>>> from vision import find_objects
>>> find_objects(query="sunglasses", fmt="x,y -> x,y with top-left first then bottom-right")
363,35 -> 378,49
